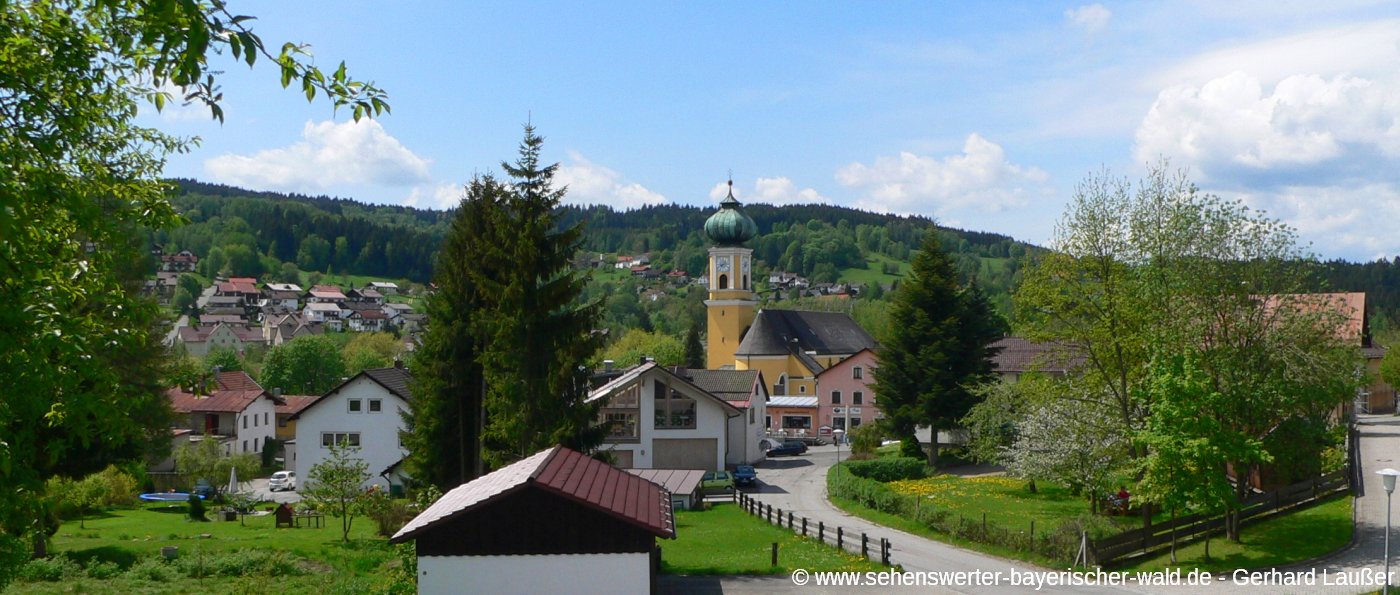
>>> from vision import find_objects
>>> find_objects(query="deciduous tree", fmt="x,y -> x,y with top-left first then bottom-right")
261,335 -> 348,395
304,443 -> 371,543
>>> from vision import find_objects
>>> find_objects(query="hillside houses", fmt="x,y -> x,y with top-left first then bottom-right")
166,370 -> 282,457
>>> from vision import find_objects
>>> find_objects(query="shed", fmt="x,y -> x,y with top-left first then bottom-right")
391,445 -> 675,595
625,469 -> 705,510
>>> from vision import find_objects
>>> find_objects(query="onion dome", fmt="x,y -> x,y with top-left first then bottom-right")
703,181 -> 757,245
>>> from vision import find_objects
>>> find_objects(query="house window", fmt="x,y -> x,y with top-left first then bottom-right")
242,440 -> 248,452
850,417 -> 862,428
254,437 -> 259,452
369,399 -> 382,413
853,366 -> 864,379
831,390 -> 842,405
321,432 -> 361,447
833,417 -> 845,431
278,416 -> 288,428
799,385 -> 806,394
348,399 -> 362,413
599,384 -> 641,440
853,391 -> 864,405
781,415 -> 812,430
242,416 -> 247,429
253,414 -> 258,428
749,408 -> 755,424
774,375 -> 787,396
264,412 -> 270,425
653,380 -> 696,429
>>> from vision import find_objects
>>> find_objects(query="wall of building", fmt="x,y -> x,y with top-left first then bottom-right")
294,377 -> 408,488
418,553 -> 648,595
602,369 -> 732,471
817,350 -> 881,431
236,396 -> 278,458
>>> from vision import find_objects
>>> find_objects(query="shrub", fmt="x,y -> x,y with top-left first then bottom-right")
849,423 -> 883,456
95,465 -> 139,508
177,549 -> 304,578
845,457 -> 929,482
85,560 -> 122,579
17,554 -> 82,582
899,438 -> 925,459
124,557 -> 180,582
187,493 -> 206,521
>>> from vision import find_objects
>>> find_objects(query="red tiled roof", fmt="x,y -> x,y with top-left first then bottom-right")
216,370 -> 261,392
1260,292 -> 1367,346
990,337 -> 1084,374
391,445 -> 674,544
168,388 -> 266,414
274,395 -> 317,416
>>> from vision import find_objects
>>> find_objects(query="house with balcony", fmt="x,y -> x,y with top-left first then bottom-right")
167,371 -> 282,457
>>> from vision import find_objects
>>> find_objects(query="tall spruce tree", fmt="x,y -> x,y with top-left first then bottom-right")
874,232 -> 1003,465
405,176 -> 510,488
683,320 -> 705,369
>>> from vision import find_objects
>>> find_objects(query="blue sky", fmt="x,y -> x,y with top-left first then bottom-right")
145,1 -> 1400,261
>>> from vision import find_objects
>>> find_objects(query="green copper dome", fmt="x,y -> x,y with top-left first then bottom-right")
704,184 -> 757,245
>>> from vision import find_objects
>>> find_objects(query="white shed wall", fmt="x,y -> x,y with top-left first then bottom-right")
417,553 -> 648,595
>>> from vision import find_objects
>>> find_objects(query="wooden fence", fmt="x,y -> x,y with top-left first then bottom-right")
1088,468 -> 1350,567
735,491 -> 896,568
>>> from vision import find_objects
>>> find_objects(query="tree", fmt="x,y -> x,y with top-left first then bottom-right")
177,274 -> 204,299
204,347 -> 244,373
683,321 -> 705,369
874,231 -> 1004,465
406,177 -> 506,489
601,329 -> 685,368
304,443 -> 370,542
261,335 -> 348,395
476,127 -> 607,466
0,0 -> 386,576
173,439 -> 259,500
173,287 -> 196,313
342,333 -> 404,374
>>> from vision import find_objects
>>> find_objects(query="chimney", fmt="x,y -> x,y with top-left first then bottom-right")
603,359 -> 614,372
394,357 -> 404,369
639,355 -> 648,366
272,387 -> 282,398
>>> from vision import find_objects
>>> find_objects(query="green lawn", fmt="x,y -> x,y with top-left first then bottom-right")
883,475 -> 1143,531
9,504 -> 398,594
1118,494 -> 1353,573
663,502 -> 886,575
838,253 -> 910,286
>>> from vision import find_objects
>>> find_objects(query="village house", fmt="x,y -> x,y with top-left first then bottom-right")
764,396 -> 819,438
166,370 -> 282,457
160,250 -> 199,272
588,361 -> 765,470
303,302 -> 345,331
217,277 -> 261,303
263,313 -> 325,345
391,445 -> 674,595
261,282 -> 303,311
346,308 -> 389,332
368,281 -> 400,295
815,347 -> 882,433
346,286 -> 385,305
302,284 -> 347,304
292,365 -> 413,491
177,322 -> 267,357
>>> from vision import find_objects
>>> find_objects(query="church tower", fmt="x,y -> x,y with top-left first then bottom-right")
704,182 -> 758,369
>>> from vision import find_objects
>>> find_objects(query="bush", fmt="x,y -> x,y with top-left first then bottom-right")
176,549 -> 305,578
845,457 -> 929,482
849,424 -> 883,456
899,438 -> 925,459
17,554 -> 83,582
124,557 -> 180,582
85,560 -> 122,579
187,493 -> 206,521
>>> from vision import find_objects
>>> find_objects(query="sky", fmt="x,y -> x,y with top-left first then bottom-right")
143,1 -> 1400,262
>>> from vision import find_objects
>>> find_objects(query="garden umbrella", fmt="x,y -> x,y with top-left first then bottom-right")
228,466 -> 238,495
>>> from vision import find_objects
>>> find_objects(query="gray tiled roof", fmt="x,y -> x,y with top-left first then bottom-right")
681,369 -> 760,402
734,309 -> 878,358
363,367 -> 413,400
990,337 -> 1084,373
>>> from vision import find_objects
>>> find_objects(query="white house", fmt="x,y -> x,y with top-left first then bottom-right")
368,281 -> 399,295
588,362 -> 765,470
167,371 -> 281,457
292,365 -> 412,490
303,302 -> 344,331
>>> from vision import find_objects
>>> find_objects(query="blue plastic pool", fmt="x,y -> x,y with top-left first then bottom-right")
139,492 -> 206,502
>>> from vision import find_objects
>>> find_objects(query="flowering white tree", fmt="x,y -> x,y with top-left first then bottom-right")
1001,394 -> 1128,512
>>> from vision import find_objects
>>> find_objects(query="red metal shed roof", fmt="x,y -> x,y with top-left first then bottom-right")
391,445 -> 675,544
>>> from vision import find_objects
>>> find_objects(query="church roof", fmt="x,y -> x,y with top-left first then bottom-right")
703,184 -> 757,246
734,309 -> 879,359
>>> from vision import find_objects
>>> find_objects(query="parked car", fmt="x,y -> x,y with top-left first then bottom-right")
766,440 -> 809,457
269,470 -> 297,492
733,465 -> 757,487
701,470 -> 735,492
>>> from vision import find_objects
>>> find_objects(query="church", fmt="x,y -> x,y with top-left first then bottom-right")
702,184 -> 880,404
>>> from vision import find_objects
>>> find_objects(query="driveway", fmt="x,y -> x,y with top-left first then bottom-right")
243,477 -> 302,505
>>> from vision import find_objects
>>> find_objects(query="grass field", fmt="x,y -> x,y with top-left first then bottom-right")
883,474 -> 1144,532
1118,494 -> 1353,573
662,502 -> 886,575
838,253 -> 910,286
9,504 -> 398,594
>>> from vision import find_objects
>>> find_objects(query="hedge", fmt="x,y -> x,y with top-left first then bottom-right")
844,457 -> 930,482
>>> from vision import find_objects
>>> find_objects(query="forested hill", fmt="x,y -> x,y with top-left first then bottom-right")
151,181 -> 1037,289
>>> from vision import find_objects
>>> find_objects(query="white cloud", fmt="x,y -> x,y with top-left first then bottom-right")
1220,183 -> 1400,260
1148,20 -> 1400,91
1065,4 -> 1111,34
402,183 -> 463,211
204,120 -> 432,191
835,134 -> 1050,215
709,177 -> 827,206
555,151 -> 668,209
1135,71 -> 1400,186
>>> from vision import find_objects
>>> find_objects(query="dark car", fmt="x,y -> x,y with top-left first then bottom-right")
193,479 -> 215,498
766,440 -> 809,457
733,465 -> 757,486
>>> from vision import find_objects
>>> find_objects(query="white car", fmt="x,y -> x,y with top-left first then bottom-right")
269,470 -> 296,492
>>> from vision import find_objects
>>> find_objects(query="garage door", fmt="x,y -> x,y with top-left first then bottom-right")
653,438 -> 717,470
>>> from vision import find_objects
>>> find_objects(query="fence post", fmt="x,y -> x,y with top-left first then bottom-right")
881,538 -> 890,566
1030,520 -> 1035,550
767,505 -> 773,524
837,526 -> 844,550
787,511 -> 794,529
802,517 -> 808,536
771,542 -> 778,567
819,521 -> 825,543
861,533 -> 869,559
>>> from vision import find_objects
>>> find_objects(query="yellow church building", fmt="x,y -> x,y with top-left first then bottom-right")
702,185 -> 878,399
